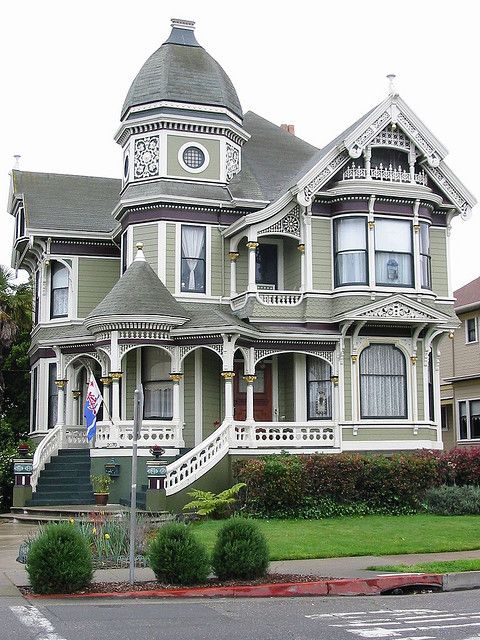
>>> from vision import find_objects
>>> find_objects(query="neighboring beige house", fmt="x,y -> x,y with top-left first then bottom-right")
440,277 -> 480,449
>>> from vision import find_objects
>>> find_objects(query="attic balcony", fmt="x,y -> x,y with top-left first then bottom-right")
342,162 -> 427,186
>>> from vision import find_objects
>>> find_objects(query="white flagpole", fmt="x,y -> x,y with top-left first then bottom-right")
129,386 -> 143,586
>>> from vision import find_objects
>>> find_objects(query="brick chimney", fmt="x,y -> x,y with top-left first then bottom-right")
280,123 -> 295,135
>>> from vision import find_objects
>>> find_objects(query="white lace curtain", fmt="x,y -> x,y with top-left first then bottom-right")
181,226 -> 205,291
375,219 -> 412,286
360,344 -> 406,418
335,218 -> 367,284
51,262 -> 69,317
307,357 -> 332,420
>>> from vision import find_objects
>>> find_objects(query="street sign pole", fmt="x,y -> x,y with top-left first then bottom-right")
129,386 -> 143,586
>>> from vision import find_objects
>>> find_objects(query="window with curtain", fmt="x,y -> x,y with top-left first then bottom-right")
50,261 -> 69,318
360,344 -> 407,418
142,347 -> 173,419
375,219 -> 413,287
306,356 -> 332,420
181,225 -> 206,293
420,222 -> 431,289
48,363 -> 58,429
334,217 -> 368,286
458,400 -> 480,440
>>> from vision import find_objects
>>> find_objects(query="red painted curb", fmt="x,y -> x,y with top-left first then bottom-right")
26,573 -> 443,600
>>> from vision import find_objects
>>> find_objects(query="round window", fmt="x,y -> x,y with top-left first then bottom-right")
123,154 -> 129,180
182,146 -> 206,170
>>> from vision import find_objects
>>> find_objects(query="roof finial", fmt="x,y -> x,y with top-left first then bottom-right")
13,154 -> 21,169
386,74 -> 397,97
134,242 -> 146,262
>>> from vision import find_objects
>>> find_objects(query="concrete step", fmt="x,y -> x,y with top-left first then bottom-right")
1,505 -> 173,524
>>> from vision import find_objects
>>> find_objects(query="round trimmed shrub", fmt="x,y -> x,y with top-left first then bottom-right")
26,522 -> 93,594
212,518 -> 269,580
148,523 -> 210,585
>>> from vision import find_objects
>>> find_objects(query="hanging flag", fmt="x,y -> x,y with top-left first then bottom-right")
84,373 -> 103,442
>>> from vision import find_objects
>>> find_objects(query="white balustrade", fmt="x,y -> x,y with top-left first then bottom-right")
342,162 -> 427,186
95,420 -> 183,448
31,425 -> 62,491
232,421 -> 337,448
164,419 -> 231,495
256,291 -> 303,306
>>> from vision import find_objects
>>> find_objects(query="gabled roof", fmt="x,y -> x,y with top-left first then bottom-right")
10,170 -> 120,234
87,252 -> 188,322
454,276 -> 480,311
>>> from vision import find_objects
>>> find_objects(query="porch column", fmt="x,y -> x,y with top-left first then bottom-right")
54,379 -> 67,427
246,241 -> 258,292
221,371 -> 235,420
100,376 -> 112,419
304,207 -> 313,291
110,372 -> 122,422
244,375 -> 256,422
228,251 -> 239,297
170,373 -> 184,446
413,200 -> 421,290
71,389 -> 82,425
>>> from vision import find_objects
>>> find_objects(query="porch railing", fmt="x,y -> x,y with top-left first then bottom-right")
31,425 -> 88,491
95,420 -> 183,448
256,291 -> 303,306
342,162 -> 427,186
232,421 -> 338,448
164,418 -> 232,495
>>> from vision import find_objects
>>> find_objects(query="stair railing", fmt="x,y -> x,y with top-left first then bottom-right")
31,424 -> 63,491
164,418 -> 232,495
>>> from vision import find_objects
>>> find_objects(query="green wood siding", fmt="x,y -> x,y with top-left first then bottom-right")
342,427 -> 437,441
166,134 -> 221,181
202,350 -> 222,437
430,227 -> 448,297
283,238 -> 301,290
166,223 -> 176,291
211,227 -> 224,296
278,354 -> 295,421
183,352 -> 195,448
124,350 -> 137,420
417,342 -> 424,421
312,217 -> 332,290
77,258 -> 119,318
235,242 -> 248,293
133,224 -> 158,274
343,338 -> 352,421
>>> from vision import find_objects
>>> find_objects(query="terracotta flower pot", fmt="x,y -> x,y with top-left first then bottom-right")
94,493 -> 109,506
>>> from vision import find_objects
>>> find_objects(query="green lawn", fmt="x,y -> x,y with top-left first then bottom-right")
368,559 -> 480,574
191,515 -> 480,561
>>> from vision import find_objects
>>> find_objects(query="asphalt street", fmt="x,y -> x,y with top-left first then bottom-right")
4,590 -> 480,640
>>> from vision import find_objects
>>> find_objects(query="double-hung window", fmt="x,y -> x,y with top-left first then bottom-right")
360,344 -> 407,419
181,225 -> 206,293
306,357 -> 332,420
419,222 -> 431,289
459,400 -> 480,440
50,261 -> 69,318
375,219 -> 413,287
334,218 -> 368,286
142,347 -> 173,420
466,318 -> 477,343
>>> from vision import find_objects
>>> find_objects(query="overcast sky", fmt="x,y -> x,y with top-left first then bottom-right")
1,0 -> 478,291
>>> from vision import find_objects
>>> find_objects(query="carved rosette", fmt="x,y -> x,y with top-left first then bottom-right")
134,136 -> 160,180
225,143 -> 240,182
261,206 -> 301,238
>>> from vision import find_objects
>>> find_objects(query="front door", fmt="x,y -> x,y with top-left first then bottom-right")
234,362 -> 272,421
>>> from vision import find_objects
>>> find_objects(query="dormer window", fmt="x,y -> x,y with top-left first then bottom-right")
50,261 -> 69,318
15,206 -> 25,239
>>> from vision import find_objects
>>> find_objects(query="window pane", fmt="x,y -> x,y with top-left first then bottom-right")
420,223 -> 430,254
52,262 -> 68,288
144,381 -> 173,419
142,347 -> 171,381
375,252 -> 413,286
181,226 -> 206,292
375,219 -> 412,252
256,244 -> 278,287
52,288 -> 68,317
336,252 -> 367,285
336,218 -> 366,251
470,401 -> 480,439
467,319 -> 477,343
307,356 -> 331,381
360,345 -> 406,418
308,380 -> 332,419
459,401 -> 468,439
420,255 -> 431,289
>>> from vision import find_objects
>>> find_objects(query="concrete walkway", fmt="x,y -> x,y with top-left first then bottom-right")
3,520 -> 480,591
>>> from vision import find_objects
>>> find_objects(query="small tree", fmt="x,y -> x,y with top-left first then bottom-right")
148,523 -> 210,585
212,518 -> 269,580
26,523 -> 93,594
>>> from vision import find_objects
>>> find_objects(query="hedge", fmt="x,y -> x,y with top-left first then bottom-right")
235,448 -> 480,517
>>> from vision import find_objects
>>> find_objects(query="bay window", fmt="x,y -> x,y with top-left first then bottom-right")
50,261 -> 69,318
142,347 -> 173,419
375,219 -> 413,287
181,225 -> 206,293
306,356 -> 332,420
334,218 -> 368,286
420,222 -> 431,289
360,344 -> 407,418
459,400 -> 480,440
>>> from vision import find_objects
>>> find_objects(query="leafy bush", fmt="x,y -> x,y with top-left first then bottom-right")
26,522 -> 93,594
212,518 -> 269,580
424,485 -> 480,515
183,482 -> 246,518
148,523 -> 209,585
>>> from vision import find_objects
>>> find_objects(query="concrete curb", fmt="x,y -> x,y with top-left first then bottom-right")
26,573 -> 443,600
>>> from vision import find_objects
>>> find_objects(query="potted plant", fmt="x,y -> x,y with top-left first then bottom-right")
17,441 -> 31,458
149,445 -> 165,460
91,475 -> 111,506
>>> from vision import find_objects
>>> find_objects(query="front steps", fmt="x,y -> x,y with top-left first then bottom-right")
0,504 -> 173,524
27,449 -> 94,507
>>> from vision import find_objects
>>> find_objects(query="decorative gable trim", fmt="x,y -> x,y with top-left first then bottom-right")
335,294 -> 453,324
424,163 -> 475,220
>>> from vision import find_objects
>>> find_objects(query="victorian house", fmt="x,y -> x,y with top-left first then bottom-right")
9,19 -> 476,508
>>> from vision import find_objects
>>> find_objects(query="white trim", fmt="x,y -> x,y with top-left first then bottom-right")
465,317 -> 478,344
91,448 -> 180,457
158,221 -> 166,283
177,141 -> 210,174
271,355 -> 279,421
175,222 -> 210,297
342,440 -> 443,451
195,349 -> 203,445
